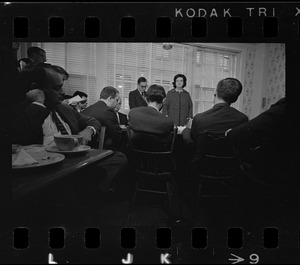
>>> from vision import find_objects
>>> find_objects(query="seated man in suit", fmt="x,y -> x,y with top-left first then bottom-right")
128,84 -> 174,151
182,77 -> 248,146
71,90 -> 88,113
191,78 -> 248,138
83,86 -> 127,151
226,97 -> 289,185
129,77 -> 148,109
12,64 -> 127,194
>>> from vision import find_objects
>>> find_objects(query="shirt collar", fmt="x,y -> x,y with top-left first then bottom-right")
213,102 -> 229,109
148,105 -> 160,112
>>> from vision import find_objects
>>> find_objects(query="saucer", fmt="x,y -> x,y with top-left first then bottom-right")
45,145 -> 91,154
12,149 -> 65,169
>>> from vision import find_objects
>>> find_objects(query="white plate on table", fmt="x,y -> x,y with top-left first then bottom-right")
12,147 -> 65,169
45,145 -> 91,154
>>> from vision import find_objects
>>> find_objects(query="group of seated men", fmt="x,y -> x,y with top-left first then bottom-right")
12,60 -> 289,200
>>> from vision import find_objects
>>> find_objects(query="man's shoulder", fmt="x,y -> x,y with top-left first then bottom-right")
129,89 -> 138,95
129,106 -> 148,115
57,103 -> 75,112
193,109 -> 211,119
84,101 -> 104,112
230,107 -> 248,119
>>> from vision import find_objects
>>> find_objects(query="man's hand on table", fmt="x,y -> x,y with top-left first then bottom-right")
79,127 -> 94,145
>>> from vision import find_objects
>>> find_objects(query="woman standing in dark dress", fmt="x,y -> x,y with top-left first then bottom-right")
162,74 -> 193,126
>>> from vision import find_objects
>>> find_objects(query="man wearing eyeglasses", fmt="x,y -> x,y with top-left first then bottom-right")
129,77 -> 148,109
71,91 -> 88,113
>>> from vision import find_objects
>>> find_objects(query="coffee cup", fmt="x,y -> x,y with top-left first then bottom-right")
54,135 -> 83,151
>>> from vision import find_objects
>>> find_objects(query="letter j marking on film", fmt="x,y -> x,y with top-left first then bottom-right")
122,253 -> 133,264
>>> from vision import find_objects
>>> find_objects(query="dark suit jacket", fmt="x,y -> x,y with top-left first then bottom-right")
227,98 -> 286,149
117,112 -> 128,126
83,100 -> 125,150
226,98 -> 288,182
12,102 -> 101,145
129,89 -> 148,109
190,103 -> 249,141
128,106 -> 174,151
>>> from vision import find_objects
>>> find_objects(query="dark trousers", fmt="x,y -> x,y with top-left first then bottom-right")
87,151 -> 128,193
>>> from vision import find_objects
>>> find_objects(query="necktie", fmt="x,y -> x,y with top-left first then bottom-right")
116,112 -> 120,124
142,92 -> 147,102
50,108 -> 69,135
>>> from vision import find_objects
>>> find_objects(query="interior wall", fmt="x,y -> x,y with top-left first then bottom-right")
242,47 -> 256,118
242,43 -> 285,119
264,43 -> 285,111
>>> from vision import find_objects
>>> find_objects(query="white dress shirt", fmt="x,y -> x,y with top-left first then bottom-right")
32,102 -> 72,146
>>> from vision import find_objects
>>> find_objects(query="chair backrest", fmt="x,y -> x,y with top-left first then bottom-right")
194,131 -> 239,179
127,127 -> 178,177
98,126 -> 106,150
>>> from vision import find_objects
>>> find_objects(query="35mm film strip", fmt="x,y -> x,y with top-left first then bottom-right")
1,2 -> 300,264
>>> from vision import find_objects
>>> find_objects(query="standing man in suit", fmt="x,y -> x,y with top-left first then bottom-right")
129,77 -> 148,109
128,84 -> 174,151
83,86 -> 126,151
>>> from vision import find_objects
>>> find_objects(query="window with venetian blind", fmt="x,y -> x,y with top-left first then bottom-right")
106,43 -> 190,110
31,42 -> 241,114
193,47 -> 240,114
32,43 -> 97,106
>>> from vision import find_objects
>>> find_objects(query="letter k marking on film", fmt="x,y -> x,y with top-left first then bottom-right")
161,253 -> 171,264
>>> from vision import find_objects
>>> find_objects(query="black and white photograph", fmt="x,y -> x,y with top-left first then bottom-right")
2,2 -> 300,264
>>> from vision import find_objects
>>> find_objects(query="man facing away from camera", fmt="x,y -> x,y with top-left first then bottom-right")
182,77 -> 248,145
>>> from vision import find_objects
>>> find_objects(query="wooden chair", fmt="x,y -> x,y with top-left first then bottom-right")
126,126 -> 178,224
98,126 -> 106,150
191,131 -> 241,215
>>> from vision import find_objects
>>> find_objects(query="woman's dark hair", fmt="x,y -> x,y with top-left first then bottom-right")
172,74 -> 187,89
146,84 -> 166,104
